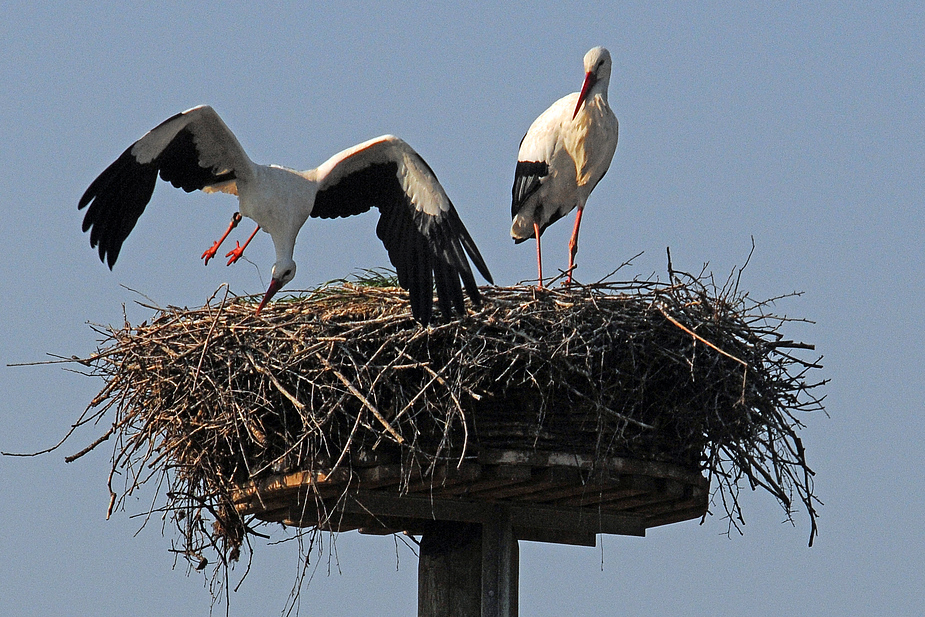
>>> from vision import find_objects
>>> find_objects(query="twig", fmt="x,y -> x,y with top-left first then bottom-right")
316,354 -> 404,444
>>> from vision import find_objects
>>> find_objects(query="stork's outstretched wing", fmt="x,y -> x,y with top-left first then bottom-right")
79,105 -> 255,267
313,135 -> 493,324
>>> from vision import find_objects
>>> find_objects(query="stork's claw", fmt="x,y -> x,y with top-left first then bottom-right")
201,242 -> 221,265
225,242 -> 246,266
223,225 -> 261,266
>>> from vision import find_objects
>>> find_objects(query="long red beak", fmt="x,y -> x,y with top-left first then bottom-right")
255,278 -> 284,315
572,71 -> 596,120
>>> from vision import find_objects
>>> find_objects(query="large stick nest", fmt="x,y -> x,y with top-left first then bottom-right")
72,265 -> 825,572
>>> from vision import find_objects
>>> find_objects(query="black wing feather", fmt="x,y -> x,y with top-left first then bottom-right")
511,160 -> 548,218
442,206 -> 492,294
310,163 -> 390,219
79,120 -> 237,268
157,127 -> 235,192
79,145 -> 159,268
314,160 -> 493,326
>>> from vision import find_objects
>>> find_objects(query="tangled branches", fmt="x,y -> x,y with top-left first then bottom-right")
71,268 -> 825,575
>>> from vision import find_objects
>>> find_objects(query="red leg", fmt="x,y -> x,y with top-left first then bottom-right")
566,207 -> 584,287
202,212 -> 242,265
534,221 -> 544,289
225,225 -> 260,265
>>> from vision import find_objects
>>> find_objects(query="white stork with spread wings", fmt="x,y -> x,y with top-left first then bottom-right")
79,105 -> 493,325
511,46 -> 619,287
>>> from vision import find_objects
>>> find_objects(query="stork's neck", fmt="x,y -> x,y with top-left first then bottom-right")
273,230 -> 298,267
591,74 -> 611,105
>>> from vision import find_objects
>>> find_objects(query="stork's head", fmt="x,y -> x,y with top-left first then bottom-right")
573,46 -> 613,119
256,258 -> 297,315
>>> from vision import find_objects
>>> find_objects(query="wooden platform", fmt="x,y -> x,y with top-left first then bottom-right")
233,449 -> 708,546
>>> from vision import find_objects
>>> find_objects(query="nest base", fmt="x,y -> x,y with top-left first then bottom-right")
233,448 -> 708,546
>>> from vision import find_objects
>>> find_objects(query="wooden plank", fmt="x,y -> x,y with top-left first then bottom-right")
513,526 -> 596,547
486,467 -> 579,501
355,464 -> 405,489
509,468 -> 622,504
309,515 -> 624,547
234,452 -> 705,538
644,504 -> 707,528
406,463 -> 483,494
238,478 -> 355,517
638,484 -> 708,526
592,478 -> 674,512
357,526 -> 399,536
336,490 -> 648,537
250,486 -> 648,537
238,488 -> 316,518
292,502 -> 365,531
478,449 -> 705,485
546,475 -> 656,508
505,501 -> 646,538
233,467 -> 352,510
252,506 -> 291,524
636,499 -> 697,520
476,479 -> 559,501
435,466 -> 534,498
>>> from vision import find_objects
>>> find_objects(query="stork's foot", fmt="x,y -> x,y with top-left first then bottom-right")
201,242 -> 222,265
202,212 -> 243,265
225,242 -> 247,266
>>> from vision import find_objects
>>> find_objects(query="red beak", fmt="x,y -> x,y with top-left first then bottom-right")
572,71 -> 596,120
255,278 -> 284,315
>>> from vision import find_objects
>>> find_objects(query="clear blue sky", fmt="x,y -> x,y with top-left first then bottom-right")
2,2 -> 923,615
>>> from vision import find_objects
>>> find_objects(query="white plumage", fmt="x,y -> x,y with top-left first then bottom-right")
511,46 -> 619,286
79,105 -> 493,325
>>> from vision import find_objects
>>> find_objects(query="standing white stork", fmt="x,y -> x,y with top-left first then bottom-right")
511,46 -> 619,287
79,105 -> 493,326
